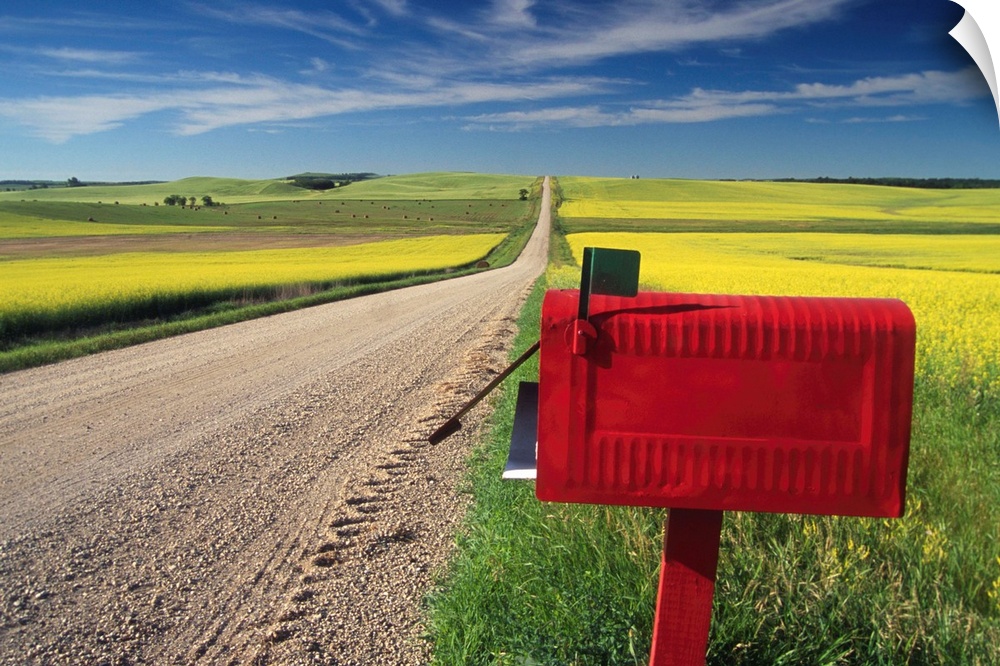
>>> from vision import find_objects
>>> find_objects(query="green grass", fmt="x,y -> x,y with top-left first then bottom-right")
313,172 -> 538,200
427,277 -> 659,666
426,179 -> 1000,665
0,195 -> 534,239
426,279 -> 1000,666
709,380 -> 1000,665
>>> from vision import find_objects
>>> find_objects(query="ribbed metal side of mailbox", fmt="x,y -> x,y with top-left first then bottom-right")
536,290 -> 916,518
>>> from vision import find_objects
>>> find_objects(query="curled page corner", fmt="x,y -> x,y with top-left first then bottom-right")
949,1 -> 999,128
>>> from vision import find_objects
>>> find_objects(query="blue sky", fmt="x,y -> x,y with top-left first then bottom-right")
0,0 -> 996,181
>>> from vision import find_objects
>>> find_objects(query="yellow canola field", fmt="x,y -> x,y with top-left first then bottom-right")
564,199 -> 807,221
558,177 -> 1000,224
561,199 -> 1000,224
565,232 -> 1000,398
0,212 -> 230,239
1,234 -> 502,326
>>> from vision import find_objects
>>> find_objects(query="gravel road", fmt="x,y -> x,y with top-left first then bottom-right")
0,177 -> 551,664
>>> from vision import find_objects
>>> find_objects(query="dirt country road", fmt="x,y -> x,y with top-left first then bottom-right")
0,178 -> 552,664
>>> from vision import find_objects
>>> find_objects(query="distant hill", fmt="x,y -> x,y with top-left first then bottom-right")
1,179 -> 164,192
0,172 -> 537,204
0,177 -> 306,205
321,172 -> 537,200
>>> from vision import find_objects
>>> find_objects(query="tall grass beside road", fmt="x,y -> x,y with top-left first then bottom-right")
427,277 -> 660,666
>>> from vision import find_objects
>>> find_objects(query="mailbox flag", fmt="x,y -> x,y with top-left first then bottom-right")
579,247 -> 640,320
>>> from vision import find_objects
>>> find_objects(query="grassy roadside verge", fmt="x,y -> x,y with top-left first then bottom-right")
0,211 -> 538,374
426,268 -> 999,660
425,275 -> 662,665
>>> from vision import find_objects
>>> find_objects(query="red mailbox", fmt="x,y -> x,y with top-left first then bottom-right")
533,285 -> 915,666
536,289 -> 916,518
432,248 -> 916,666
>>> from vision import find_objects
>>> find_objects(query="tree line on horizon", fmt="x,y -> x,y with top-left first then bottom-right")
286,172 -> 379,191
767,176 -> 1000,189
1,177 -> 164,191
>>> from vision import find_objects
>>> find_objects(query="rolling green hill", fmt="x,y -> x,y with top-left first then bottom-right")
0,177 -> 308,205
316,172 -> 537,200
0,172 -> 538,206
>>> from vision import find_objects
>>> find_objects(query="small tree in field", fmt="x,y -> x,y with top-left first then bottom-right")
519,188 -> 529,201
201,195 -> 215,207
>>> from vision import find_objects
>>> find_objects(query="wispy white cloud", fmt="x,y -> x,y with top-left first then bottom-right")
789,69 -> 986,106
840,114 -> 925,123
0,74 -> 608,142
0,94 -> 177,142
34,47 -> 141,64
464,101 -> 777,130
172,77 -> 609,135
300,57 -> 332,76
672,67 -> 987,108
477,0 -> 856,70
628,102 -> 779,123
360,0 -> 858,91
1,1 -> 978,144
0,43 -> 141,66
489,0 -> 537,29
472,67 -> 989,131
0,12 -> 160,34
2,60 -> 984,143
462,67 -> 989,130
463,106 -> 620,131
368,0 -> 408,18
189,2 -> 368,48
39,69 -> 271,85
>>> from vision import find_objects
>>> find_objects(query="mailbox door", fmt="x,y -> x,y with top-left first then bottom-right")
536,290 -> 915,518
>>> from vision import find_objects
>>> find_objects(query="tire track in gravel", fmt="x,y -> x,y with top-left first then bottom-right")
0,178 -> 551,665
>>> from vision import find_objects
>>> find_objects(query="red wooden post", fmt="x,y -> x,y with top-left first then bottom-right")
649,509 -> 724,666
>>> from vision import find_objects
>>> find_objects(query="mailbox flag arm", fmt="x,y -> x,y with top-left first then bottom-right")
428,340 -> 540,444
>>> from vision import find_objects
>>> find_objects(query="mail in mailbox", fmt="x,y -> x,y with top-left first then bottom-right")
536,290 -> 916,518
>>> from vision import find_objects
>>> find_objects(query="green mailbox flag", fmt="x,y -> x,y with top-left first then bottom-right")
578,247 -> 641,320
